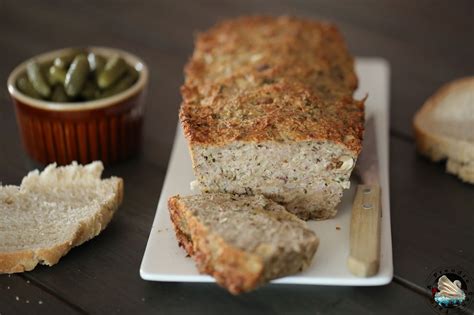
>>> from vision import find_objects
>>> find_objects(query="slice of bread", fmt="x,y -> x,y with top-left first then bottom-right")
0,161 -> 123,273
168,193 -> 319,294
414,77 -> 474,183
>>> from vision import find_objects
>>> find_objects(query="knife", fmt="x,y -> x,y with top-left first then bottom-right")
347,116 -> 382,277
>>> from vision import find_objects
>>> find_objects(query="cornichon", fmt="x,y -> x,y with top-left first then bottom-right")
26,61 -> 51,98
47,66 -> 67,85
53,50 -> 83,69
100,66 -> 138,98
51,85 -> 69,102
81,81 -> 100,100
87,53 -> 106,74
64,55 -> 89,97
97,55 -> 127,89
17,50 -> 139,103
54,56 -> 70,69
16,75 -> 42,98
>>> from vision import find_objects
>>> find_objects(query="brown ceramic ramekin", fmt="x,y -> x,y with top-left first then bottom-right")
7,47 -> 148,165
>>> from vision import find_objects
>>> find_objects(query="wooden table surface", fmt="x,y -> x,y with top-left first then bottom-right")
1,1 -> 473,314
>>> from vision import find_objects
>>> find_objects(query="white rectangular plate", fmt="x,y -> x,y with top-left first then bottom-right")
140,58 -> 393,286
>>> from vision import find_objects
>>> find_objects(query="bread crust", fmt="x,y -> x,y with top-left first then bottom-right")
413,77 -> 474,183
180,16 -> 364,154
0,176 -> 123,274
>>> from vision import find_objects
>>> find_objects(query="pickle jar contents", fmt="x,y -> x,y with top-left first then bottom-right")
16,50 -> 139,103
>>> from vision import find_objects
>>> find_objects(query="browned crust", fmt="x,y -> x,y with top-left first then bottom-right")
168,196 -> 264,294
168,197 -> 195,257
180,15 -> 364,154
0,178 -> 123,274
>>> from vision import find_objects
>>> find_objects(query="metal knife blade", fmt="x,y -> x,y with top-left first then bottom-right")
356,116 -> 380,186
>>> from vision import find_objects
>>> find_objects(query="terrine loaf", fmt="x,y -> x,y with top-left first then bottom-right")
180,16 -> 364,220
168,193 -> 319,294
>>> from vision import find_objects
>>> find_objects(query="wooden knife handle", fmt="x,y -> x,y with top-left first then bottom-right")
347,184 -> 382,277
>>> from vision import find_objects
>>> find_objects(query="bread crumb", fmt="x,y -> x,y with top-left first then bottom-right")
336,226 -> 341,230
26,300 -> 30,304
7,286 -> 10,290
15,296 -> 19,301
38,300 -> 43,305
26,280 -> 30,284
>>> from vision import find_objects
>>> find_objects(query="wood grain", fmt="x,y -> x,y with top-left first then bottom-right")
348,185 -> 381,277
0,274 -> 84,314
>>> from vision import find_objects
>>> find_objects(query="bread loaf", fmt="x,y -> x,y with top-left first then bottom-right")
180,16 -> 364,220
